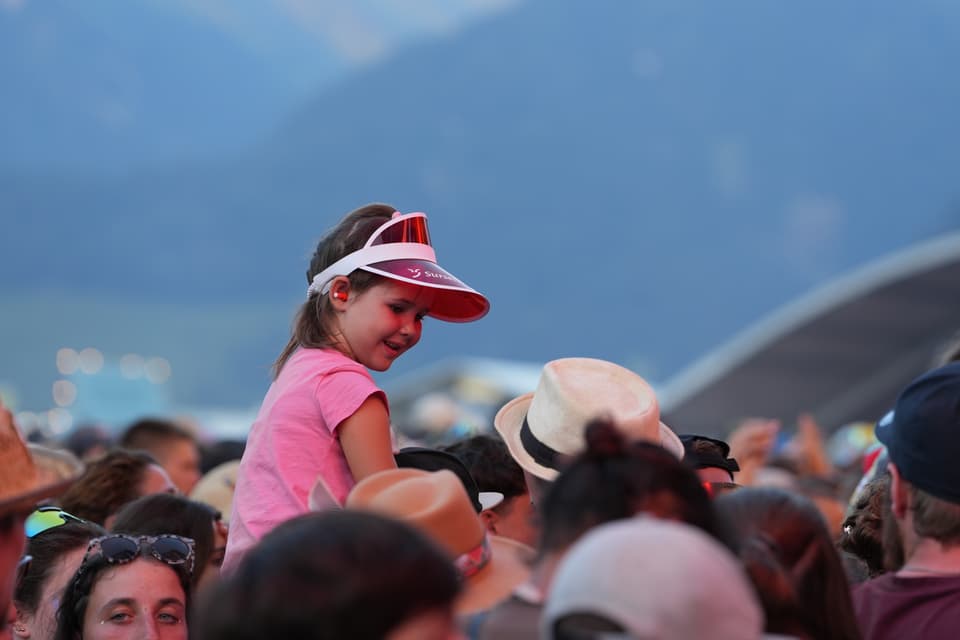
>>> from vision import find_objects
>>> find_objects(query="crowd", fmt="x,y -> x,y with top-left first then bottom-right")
2,203 -> 960,639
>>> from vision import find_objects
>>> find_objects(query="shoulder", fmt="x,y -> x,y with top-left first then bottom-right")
285,348 -> 371,378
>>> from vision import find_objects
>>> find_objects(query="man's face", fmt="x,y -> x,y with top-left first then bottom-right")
489,493 -> 539,548
158,440 -> 202,495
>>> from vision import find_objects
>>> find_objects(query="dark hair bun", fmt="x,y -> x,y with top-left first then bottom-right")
583,418 -> 628,459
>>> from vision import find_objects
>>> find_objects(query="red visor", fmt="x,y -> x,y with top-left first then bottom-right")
308,212 -> 489,323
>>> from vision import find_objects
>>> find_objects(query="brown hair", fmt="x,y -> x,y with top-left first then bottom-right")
910,486 -> 960,545
15,519 -> 106,615
538,419 -> 728,555
58,449 -> 159,525
716,487 -> 862,640
121,418 -> 196,452
273,203 -> 396,376
838,473 -> 890,577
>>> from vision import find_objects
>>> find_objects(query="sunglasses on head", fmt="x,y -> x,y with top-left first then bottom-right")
82,534 -> 196,577
24,506 -> 86,538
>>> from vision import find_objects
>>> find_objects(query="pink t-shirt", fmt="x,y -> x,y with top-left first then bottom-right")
222,347 -> 386,573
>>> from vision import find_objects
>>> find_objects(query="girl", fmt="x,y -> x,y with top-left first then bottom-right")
223,203 -> 488,572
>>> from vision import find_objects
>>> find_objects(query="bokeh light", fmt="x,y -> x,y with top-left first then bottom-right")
52,379 -> 77,407
56,348 -> 80,375
78,348 -> 104,374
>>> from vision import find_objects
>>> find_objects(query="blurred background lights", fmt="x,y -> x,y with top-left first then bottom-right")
52,379 -> 77,407
120,353 -> 146,379
78,348 -> 104,374
144,357 -> 172,384
47,407 -> 73,435
56,347 -> 80,375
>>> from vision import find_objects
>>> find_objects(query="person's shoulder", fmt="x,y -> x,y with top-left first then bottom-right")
287,348 -> 368,375
853,572 -> 897,596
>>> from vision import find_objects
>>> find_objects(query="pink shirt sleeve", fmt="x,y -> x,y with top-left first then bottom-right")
315,366 -> 387,435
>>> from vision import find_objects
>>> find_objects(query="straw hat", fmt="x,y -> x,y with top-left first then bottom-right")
494,358 -> 683,480
1,410 -> 84,516
189,460 -> 240,524
346,468 -> 531,615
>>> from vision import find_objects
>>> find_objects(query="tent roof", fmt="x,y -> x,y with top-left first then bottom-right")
659,232 -> 960,437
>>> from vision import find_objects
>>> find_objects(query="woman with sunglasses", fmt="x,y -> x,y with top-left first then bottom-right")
224,204 -> 489,572
111,493 -> 226,592
12,508 -> 104,640
53,534 -> 194,640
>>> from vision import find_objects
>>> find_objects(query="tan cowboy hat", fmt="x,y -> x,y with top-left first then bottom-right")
346,468 -> 531,615
494,357 -> 684,480
1,408 -> 84,516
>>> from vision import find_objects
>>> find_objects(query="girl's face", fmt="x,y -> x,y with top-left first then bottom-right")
81,559 -> 187,640
334,280 -> 434,372
17,546 -> 87,640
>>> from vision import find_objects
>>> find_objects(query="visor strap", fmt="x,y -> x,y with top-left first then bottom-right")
307,243 -> 437,297
520,415 -> 561,470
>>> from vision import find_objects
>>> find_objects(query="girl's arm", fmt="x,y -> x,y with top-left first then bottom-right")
339,394 -> 397,481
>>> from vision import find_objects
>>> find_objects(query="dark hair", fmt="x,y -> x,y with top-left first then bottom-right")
199,440 -> 245,474
120,418 -> 196,451
716,487 -> 862,640
838,473 -> 890,578
58,449 -> 160,525
538,419 -> 728,554
193,510 -> 460,640
54,550 -> 192,640
443,434 -> 528,501
62,424 -> 112,461
110,493 -> 217,587
14,520 -> 106,615
273,203 -> 396,376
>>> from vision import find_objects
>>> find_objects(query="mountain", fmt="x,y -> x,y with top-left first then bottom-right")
0,0 -> 521,172
3,0 -> 960,414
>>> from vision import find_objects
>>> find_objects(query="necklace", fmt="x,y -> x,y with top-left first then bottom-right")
898,564 -> 960,577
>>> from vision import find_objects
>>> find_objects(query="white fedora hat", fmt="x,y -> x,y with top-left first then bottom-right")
494,358 -> 683,480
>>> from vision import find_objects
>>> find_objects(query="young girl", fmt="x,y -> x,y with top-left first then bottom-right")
223,203 -> 488,572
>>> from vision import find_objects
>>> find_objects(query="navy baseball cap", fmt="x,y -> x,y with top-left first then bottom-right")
875,362 -> 960,504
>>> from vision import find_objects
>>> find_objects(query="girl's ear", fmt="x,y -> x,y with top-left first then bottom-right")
328,277 -> 351,308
